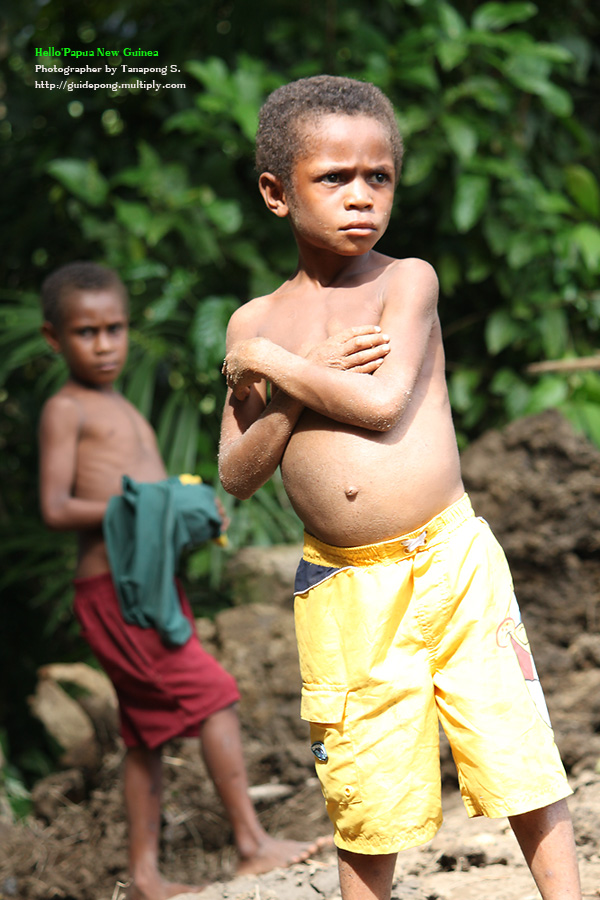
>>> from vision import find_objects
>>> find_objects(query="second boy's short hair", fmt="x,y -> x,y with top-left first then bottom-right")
255,75 -> 404,188
41,261 -> 128,328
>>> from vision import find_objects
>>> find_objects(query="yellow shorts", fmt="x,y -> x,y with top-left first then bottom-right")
293,494 -> 571,855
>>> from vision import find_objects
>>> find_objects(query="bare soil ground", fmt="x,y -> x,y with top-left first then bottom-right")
1,410 -> 600,900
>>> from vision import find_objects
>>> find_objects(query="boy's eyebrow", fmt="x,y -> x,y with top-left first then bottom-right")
312,157 -> 395,169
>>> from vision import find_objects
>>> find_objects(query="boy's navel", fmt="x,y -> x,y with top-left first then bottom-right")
345,486 -> 359,500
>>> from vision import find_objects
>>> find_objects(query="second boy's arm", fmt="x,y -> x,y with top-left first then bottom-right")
224,258 -> 439,434
39,394 -> 108,530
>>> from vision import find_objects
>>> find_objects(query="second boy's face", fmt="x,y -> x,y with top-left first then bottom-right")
286,114 -> 396,257
48,289 -> 129,389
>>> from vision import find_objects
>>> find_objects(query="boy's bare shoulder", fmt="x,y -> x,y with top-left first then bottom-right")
379,256 -> 439,311
226,283 -> 288,339
39,382 -> 131,432
383,255 -> 438,286
40,383 -> 84,425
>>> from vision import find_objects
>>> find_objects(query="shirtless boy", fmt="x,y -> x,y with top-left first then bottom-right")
218,76 -> 582,900
38,261 -> 329,900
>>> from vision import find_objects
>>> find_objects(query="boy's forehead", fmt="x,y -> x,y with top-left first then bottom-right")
62,287 -> 128,319
294,113 -> 395,163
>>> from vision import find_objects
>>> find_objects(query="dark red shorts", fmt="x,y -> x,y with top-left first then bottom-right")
73,573 -> 240,749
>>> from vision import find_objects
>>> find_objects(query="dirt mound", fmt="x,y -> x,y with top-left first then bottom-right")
1,410 -> 600,900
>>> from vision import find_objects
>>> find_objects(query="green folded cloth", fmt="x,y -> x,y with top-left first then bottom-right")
103,475 -> 222,646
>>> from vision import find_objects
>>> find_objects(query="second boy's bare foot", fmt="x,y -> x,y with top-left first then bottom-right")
236,833 -> 334,875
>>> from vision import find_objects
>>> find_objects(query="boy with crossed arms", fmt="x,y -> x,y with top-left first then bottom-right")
219,76 -> 581,900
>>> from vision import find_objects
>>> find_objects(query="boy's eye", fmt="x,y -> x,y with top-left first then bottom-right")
77,327 -> 95,337
371,172 -> 390,184
108,323 -> 125,334
322,172 -> 342,184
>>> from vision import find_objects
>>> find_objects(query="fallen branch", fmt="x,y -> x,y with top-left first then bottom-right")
526,356 -> 600,375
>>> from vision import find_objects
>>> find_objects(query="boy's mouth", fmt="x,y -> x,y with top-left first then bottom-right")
341,221 -> 377,232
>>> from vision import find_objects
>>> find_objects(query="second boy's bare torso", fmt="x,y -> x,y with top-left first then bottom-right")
236,255 -> 464,546
52,382 -> 167,577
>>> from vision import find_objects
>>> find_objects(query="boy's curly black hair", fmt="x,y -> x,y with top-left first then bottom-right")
255,75 -> 403,188
41,261 -> 128,328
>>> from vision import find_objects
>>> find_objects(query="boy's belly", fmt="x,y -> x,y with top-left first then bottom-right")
281,410 -> 464,547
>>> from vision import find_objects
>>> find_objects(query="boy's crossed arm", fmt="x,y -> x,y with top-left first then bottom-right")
219,325 -> 390,500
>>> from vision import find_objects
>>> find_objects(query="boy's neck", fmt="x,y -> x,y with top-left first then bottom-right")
293,247 -> 383,288
66,374 -> 119,394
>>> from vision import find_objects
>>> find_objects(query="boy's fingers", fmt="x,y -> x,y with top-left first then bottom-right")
342,343 -> 389,370
331,325 -> 382,344
346,332 -> 390,351
348,343 -> 390,363
350,358 -> 386,373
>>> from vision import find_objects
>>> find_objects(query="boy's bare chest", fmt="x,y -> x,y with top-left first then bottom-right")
77,394 -> 156,457
262,286 -> 384,355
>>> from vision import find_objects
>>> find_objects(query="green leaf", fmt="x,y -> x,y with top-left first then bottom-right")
123,354 -> 157,419
565,165 -> 600,218
395,106 -> 433,138
231,65 -> 263,140
436,39 -> 469,71
507,234 -> 550,269
490,369 -> 531,418
452,174 -> 490,233
164,109 -> 206,135
526,376 -> 568,414
537,82 -> 573,117
0,336 -> 49,383
46,158 -> 108,207
563,401 -> 600,449
438,2 -> 467,38
121,261 -> 168,281
397,64 -> 440,91
502,53 -> 551,93
191,296 -> 239,369
466,254 -> 492,283
571,224 -> 600,271
472,2 -> 538,32
444,76 -> 511,112
165,403 -> 200,475
204,198 -> 243,236
401,149 -> 437,186
483,217 -> 512,255
437,253 -> 461,296
185,57 -> 230,91
537,308 -> 569,359
448,368 -> 481,412
113,199 -> 153,238
485,310 -> 523,355
441,115 -> 478,163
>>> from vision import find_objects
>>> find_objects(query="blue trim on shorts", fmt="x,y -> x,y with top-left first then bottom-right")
294,558 -> 342,595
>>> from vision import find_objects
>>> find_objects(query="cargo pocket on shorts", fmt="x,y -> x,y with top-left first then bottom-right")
301,685 -> 348,724
301,685 -> 361,811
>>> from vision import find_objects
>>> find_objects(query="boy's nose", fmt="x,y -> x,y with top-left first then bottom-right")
95,330 -> 111,351
345,180 -> 373,208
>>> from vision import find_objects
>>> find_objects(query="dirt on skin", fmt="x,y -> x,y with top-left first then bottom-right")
2,410 -> 600,900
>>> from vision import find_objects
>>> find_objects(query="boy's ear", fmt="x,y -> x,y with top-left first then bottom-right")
41,322 -> 62,354
258,172 -> 290,218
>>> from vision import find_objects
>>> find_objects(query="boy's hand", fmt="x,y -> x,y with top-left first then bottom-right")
222,337 -> 268,401
307,325 -> 390,373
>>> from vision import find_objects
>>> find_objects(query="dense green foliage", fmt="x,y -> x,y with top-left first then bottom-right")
1,0 -> 599,790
